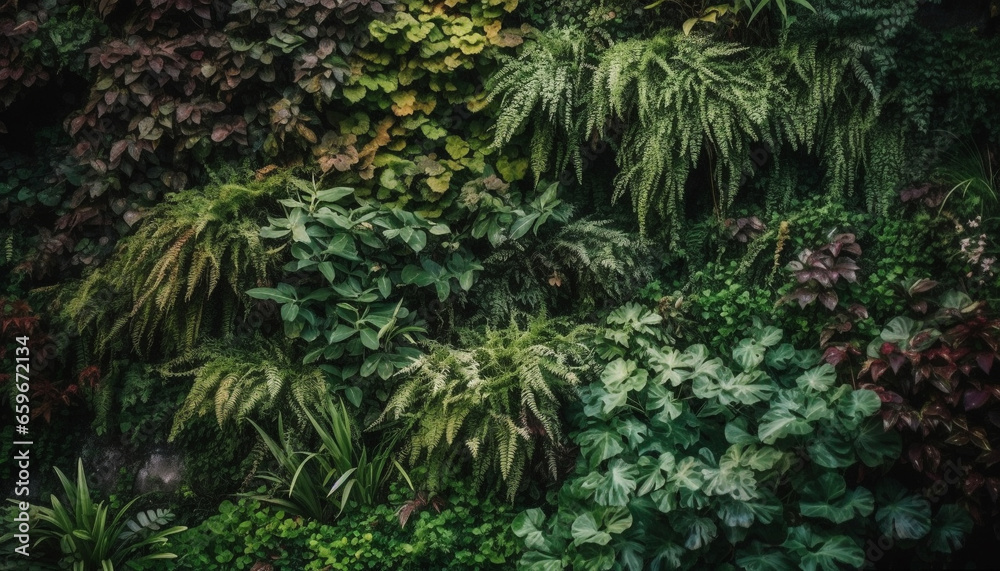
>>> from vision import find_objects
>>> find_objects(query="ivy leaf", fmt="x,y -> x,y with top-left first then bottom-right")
571,513 -> 612,546
876,483 -> 932,539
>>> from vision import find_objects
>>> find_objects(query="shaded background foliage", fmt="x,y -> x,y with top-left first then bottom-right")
3,0 -> 1000,569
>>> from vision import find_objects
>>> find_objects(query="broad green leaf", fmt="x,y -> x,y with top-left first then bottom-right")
736,544 -> 796,571
636,453 -> 675,496
880,316 -> 915,344
755,325 -> 783,347
648,346 -> 689,386
315,186 -> 354,203
601,389 -> 630,414
584,459 -> 638,507
509,213 -> 539,240
597,510 -> 630,540
602,359 -> 648,393
799,474 -> 874,524
343,387 -> 362,407
806,431 -> 855,469
518,551 -> 563,571
758,393 -> 812,444
838,389 -> 881,422
513,509 -> 550,550
764,343 -> 796,370
571,513 -> 612,546
649,544 -> 684,571
683,517 -> 717,550
799,535 -> 864,571
876,486 -> 931,539
579,428 -> 625,465
247,287 -> 295,304
668,457 -> 704,491
400,264 -> 434,287
359,328 -> 379,350
795,364 -> 836,392
854,418 -> 901,467
646,382 -> 683,422
926,504 -> 973,553
717,370 -> 774,405
733,339 -> 765,371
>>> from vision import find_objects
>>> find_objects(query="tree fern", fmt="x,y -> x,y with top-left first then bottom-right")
64,175 -> 284,358
163,337 -> 326,441
373,317 -> 593,501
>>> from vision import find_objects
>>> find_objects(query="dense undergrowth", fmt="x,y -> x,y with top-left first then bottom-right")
3,0 -> 1000,569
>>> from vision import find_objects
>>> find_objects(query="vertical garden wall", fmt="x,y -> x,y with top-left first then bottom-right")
2,0 -> 1000,569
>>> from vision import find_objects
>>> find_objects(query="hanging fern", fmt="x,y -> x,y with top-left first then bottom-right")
373,317 -> 593,501
485,28 -> 594,183
488,30 -> 904,244
64,175 -> 284,358
164,337 -> 326,441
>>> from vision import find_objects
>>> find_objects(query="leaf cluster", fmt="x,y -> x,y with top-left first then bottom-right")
375,316 -> 593,500
513,309 -> 972,569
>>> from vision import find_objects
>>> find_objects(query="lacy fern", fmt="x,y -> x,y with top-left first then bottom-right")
164,337 -> 326,441
489,31 -> 903,243
64,178 -> 282,358
374,317 -> 592,501
486,28 -> 594,183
